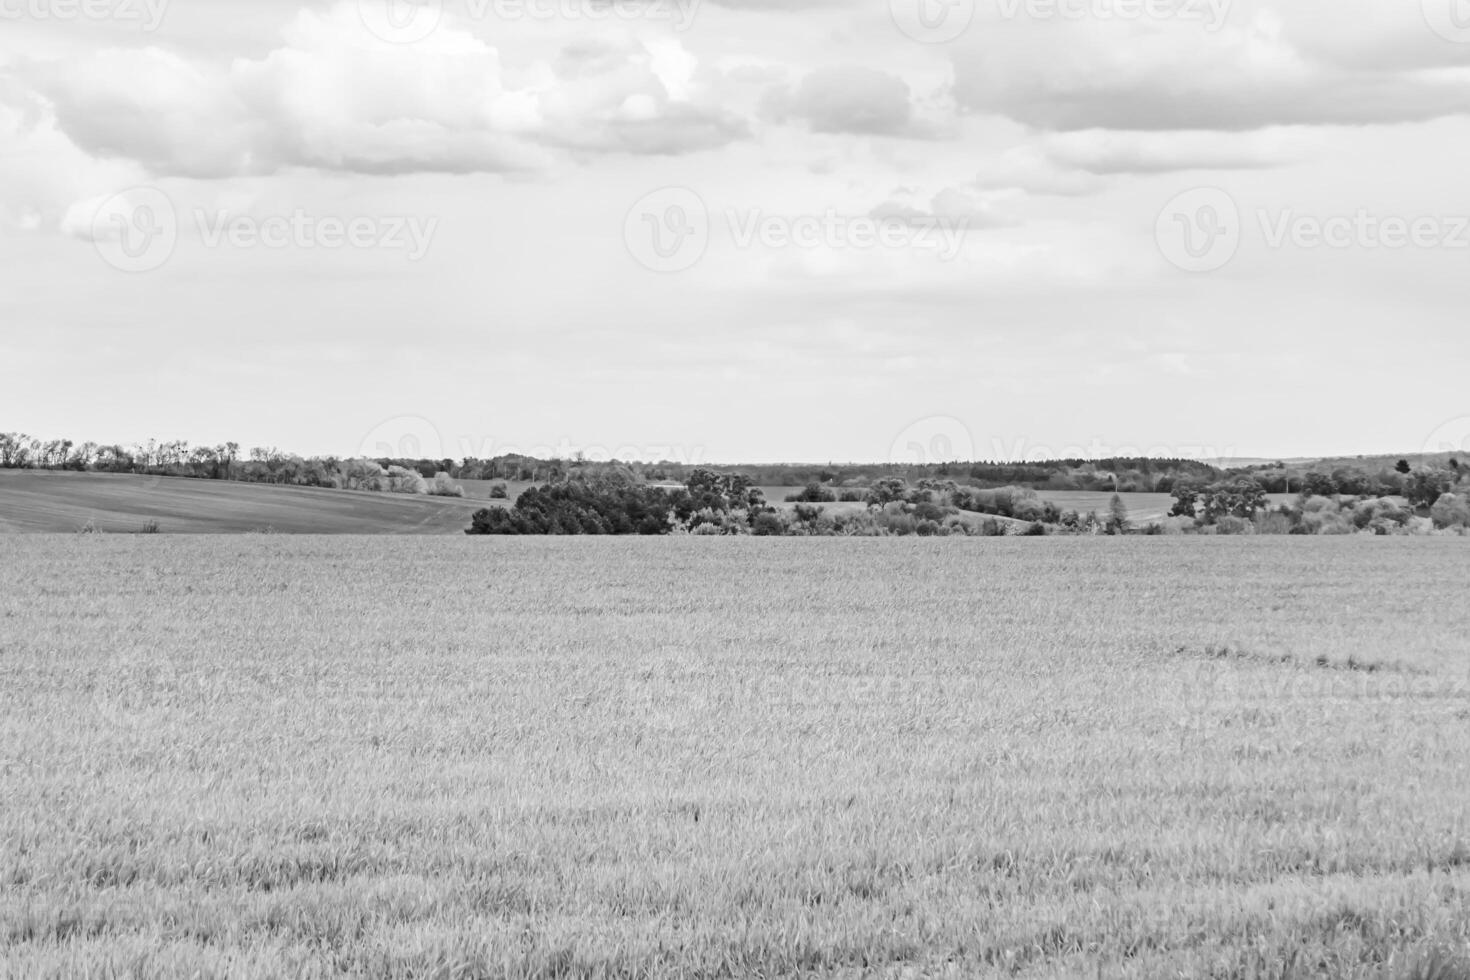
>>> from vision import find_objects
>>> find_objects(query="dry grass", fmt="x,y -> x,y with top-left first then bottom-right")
2,536 -> 1468,978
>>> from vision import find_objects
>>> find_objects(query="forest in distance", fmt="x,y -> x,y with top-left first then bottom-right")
2,430 -> 1466,537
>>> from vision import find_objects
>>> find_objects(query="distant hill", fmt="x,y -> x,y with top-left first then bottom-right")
0,471 -> 491,534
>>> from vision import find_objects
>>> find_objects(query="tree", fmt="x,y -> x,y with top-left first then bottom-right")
866,478 -> 907,511
1395,459 -> 1412,475
1406,467 -> 1455,509
1107,494 -> 1131,535
1201,477 -> 1268,523
1299,472 -> 1338,499
1169,480 -> 1201,519
429,472 -> 465,497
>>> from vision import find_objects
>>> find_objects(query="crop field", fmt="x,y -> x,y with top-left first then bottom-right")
3,537 -> 1469,979
0,472 -> 483,535
1032,492 -> 1299,525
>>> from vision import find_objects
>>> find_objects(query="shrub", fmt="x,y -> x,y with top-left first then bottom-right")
1301,495 -> 1338,514
488,482 -> 509,499
385,466 -> 428,495
428,472 -> 465,498
1254,511 -> 1294,535
340,459 -> 385,492
1215,515 -> 1252,535
787,483 -> 837,503
1431,493 -> 1470,529
752,512 -> 788,536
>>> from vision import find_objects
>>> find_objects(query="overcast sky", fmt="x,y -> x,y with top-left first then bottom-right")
3,0 -> 1469,464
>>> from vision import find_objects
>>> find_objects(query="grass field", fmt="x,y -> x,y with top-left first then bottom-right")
1032,491 -> 1298,525
0,472 -> 483,534
3,537 -> 1469,978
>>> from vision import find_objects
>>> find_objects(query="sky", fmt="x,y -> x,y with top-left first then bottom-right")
2,0 -> 1469,465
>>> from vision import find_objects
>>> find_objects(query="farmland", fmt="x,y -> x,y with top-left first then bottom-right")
3,537 -> 1468,978
0,471 -> 483,535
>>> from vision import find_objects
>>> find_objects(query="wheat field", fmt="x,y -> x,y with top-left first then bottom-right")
2,536 -> 1468,979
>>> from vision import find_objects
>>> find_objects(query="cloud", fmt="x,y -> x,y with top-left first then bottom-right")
950,7 -> 1470,132
871,186 -> 1016,229
23,2 -> 749,179
0,81 -> 145,232
770,66 -> 926,137
1039,128 -> 1301,174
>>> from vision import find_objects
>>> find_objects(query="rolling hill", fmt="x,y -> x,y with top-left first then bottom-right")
0,471 -> 491,534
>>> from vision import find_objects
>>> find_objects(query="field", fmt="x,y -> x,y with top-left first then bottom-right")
3,537 -> 1469,979
0,472 -> 483,534
1032,491 -> 1298,525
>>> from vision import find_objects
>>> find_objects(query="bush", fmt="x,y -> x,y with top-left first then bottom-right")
488,482 -> 509,499
1254,511 -> 1294,535
1215,515 -> 1252,535
752,512 -> 788,536
384,466 -> 427,495
1431,493 -> 1470,529
787,483 -> 837,503
428,472 -> 465,498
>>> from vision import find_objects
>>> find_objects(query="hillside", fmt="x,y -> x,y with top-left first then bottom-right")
0,471 -> 488,534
